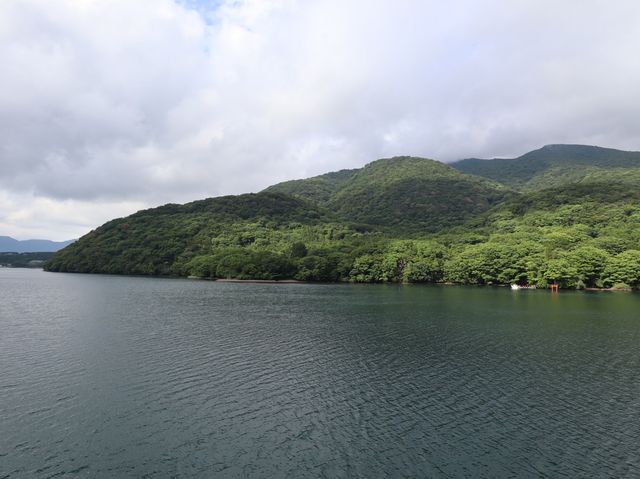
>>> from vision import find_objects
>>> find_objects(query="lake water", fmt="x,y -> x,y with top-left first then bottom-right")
1,269 -> 640,478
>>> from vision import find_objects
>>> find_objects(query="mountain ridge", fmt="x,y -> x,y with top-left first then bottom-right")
45,144 -> 640,289
453,144 -> 640,189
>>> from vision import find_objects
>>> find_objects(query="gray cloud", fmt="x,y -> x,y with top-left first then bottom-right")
2,0 -> 640,239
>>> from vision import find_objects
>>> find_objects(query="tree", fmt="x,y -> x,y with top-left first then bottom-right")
349,254 -> 384,282
603,250 -> 640,287
540,257 -> 578,288
569,246 -> 609,287
295,255 -> 336,281
289,241 -> 308,258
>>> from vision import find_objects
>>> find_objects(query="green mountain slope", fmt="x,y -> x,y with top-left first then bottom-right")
45,192 -> 351,275
453,144 -> 640,190
45,145 -> 640,288
327,156 -> 511,232
264,169 -> 357,203
434,179 -> 640,288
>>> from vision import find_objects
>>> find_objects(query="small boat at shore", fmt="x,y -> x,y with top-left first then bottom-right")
511,284 -> 536,290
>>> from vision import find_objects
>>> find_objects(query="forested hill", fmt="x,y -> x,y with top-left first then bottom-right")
266,156 -> 510,231
453,144 -> 640,190
263,169 -> 358,203
45,145 -> 640,289
45,192 -> 340,275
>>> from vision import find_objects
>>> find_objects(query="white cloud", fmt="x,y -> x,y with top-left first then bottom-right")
1,0 -> 640,239
0,190 -> 146,241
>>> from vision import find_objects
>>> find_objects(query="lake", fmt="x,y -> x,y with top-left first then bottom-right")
1,268 -> 640,478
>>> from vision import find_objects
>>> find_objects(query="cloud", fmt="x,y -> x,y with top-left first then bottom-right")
1,0 -> 640,239
0,190 -> 146,241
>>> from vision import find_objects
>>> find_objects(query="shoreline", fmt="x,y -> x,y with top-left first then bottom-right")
213,278 -> 303,284
39,270 -> 636,291
190,276 -> 634,291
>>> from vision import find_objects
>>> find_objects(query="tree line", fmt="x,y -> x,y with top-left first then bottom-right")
181,238 -> 640,289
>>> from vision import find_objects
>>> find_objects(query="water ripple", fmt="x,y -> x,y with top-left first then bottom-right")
1,270 -> 640,477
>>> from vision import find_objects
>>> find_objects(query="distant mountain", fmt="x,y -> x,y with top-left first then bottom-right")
0,236 -> 75,253
453,144 -> 640,190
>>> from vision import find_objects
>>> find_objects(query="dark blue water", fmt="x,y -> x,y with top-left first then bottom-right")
1,269 -> 640,478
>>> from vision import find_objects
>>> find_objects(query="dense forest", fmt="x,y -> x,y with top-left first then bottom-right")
45,145 -> 640,289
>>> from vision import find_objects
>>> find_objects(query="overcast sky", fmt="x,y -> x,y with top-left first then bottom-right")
2,0 -> 640,240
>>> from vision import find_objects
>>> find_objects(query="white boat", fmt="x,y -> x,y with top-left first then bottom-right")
511,284 -> 536,290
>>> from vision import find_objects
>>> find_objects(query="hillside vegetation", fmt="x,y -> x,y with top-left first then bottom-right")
264,169 -> 357,203
46,145 -> 640,289
454,144 -> 640,190
327,157 -> 510,232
